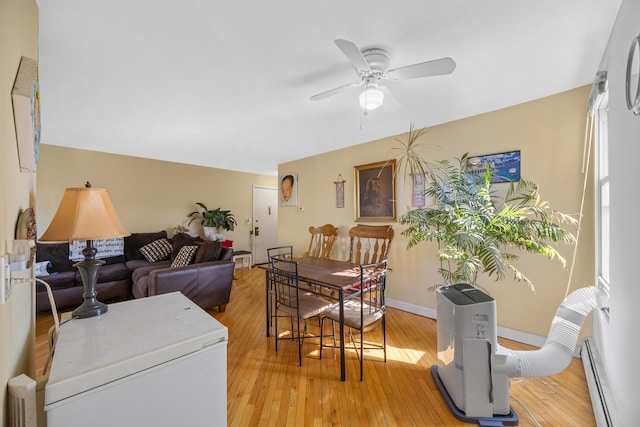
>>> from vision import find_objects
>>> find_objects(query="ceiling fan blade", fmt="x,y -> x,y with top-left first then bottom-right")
335,39 -> 370,72
379,86 -> 402,113
387,57 -> 456,80
310,81 -> 362,101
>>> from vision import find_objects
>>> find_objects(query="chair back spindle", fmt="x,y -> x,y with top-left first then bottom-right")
305,224 -> 339,259
348,225 -> 394,265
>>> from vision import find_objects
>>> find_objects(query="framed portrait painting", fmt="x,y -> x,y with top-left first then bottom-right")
355,160 -> 396,222
279,173 -> 298,206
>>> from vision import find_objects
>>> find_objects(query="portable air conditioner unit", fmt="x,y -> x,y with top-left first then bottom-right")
435,283 -> 598,421
436,283 -> 511,417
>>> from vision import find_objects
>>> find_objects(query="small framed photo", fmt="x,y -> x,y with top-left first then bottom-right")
355,160 -> 396,222
280,173 -> 298,206
467,150 -> 521,183
411,173 -> 426,207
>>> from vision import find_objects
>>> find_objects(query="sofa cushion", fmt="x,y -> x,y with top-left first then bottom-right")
195,240 -> 222,264
171,233 -> 203,261
139,238 -> 172,263
132,274 -> 150,298
124,258 -> 168,271
131,261 -> 171,283
219,247 -> 233,261
36,242 -> 74,273
124,231 -> 168,261
171,245 -> 199,268
101,255 -> 126,265
96,263 -> 131,283
35,271 -> 79,291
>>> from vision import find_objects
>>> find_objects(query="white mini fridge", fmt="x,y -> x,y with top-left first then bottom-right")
45,292 -> 228,427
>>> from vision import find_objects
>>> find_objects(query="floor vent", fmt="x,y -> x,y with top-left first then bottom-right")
581,337 -> 619,427
8,374 -> 37,427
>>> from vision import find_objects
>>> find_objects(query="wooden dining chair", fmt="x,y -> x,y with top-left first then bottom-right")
348,224 -> 394,265
303,224 -> 339,259
270,256 -> 333,366
320,259 -> 388,380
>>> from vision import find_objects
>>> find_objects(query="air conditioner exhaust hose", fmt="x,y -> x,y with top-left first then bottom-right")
493,286 -> 598,378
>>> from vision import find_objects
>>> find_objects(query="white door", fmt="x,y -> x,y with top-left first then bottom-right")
252,186 -> 278,264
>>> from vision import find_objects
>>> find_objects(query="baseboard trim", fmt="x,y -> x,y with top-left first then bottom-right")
581,336 -> 618,426
387,297 -> 546,347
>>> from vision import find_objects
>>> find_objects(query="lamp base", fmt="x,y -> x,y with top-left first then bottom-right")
73,299 -> 108,318
72,241 -> 108,319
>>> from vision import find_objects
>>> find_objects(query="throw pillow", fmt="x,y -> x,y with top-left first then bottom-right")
194,240 -> 222,264
171,233 -> 203,261
34,261 -> 51,277
124,231 -> 167,261
139,238 -> 172,263
171,245 -> 199,268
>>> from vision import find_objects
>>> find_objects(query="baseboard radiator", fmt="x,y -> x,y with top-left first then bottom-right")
581,337 -> 619,426
8,374 -> 37,427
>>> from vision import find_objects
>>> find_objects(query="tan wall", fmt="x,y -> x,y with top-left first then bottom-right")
279,86 -> 594,338
0,0 -> 39,425
36,146 -> 277,249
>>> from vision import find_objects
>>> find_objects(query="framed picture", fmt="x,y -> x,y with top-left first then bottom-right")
11,57 -> 41,173
467,150 -> 521,183
355,160 -> 396,222
279,173 -> 298,206
334,174 -> 346,208
411,173 -> 426,207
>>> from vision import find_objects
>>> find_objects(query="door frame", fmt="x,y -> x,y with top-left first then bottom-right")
251,185 -> 278,265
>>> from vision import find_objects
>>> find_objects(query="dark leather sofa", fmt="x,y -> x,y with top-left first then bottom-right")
35,231 -> 235,313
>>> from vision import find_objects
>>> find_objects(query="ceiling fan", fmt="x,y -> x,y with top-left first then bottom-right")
310,39 -> 456,111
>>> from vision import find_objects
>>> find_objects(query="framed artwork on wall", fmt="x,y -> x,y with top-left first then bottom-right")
355,160 -> 396,222
11,56 -> 41,173
411,173 -> 426,207
466,150 -> 521,183
334,174 -> 346,208
280,173 -> 298,206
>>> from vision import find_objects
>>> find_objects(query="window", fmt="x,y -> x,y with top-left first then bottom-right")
594,87 -> 610,317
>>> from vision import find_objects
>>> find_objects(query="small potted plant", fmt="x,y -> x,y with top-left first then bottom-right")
188,203 -> 237,241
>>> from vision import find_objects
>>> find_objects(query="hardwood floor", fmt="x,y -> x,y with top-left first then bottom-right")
36,266 -> 595,426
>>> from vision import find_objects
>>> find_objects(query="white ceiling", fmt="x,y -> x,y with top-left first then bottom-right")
38,1 -> 621,176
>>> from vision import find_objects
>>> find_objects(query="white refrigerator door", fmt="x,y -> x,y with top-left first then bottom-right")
45,293 -> 228,426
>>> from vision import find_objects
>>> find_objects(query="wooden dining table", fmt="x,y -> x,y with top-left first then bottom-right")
259,256 -> 363,381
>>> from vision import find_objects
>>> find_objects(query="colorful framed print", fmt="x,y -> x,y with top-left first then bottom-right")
467,150 -> 521,183
11,57 -> 41,173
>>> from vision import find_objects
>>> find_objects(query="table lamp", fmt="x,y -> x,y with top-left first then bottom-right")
39,183 -> 130,318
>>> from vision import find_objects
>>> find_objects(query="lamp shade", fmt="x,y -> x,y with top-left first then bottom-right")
359,87 -> 384,111
40,187 -> 130,242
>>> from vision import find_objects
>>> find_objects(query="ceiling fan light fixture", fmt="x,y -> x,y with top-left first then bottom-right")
359,87 -> 384,111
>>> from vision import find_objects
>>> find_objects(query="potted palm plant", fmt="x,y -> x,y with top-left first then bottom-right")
399,154 -> 577,290
188,203 -> 237,241
394,125 -> 577,291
